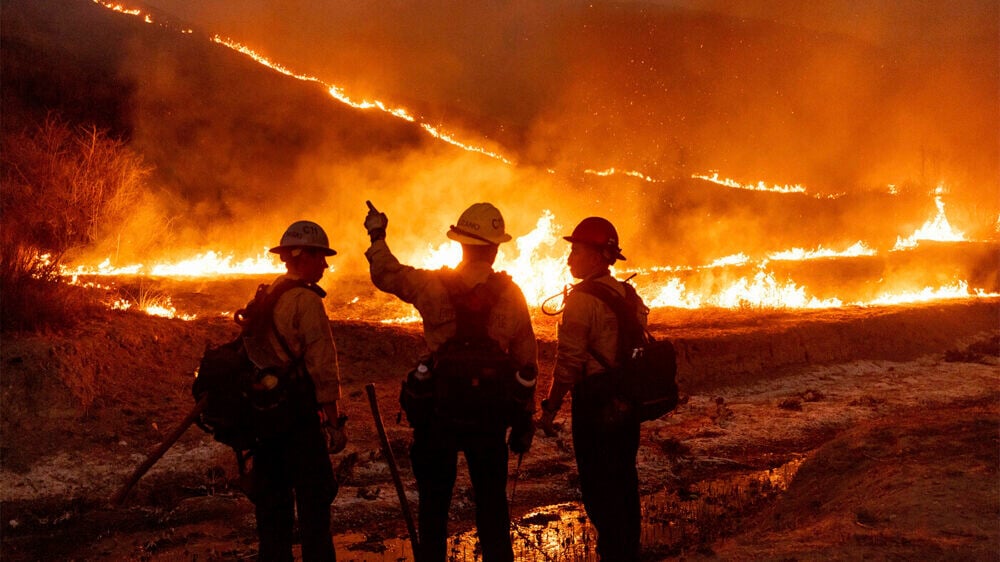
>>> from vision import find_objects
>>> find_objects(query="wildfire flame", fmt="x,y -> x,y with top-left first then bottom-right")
61,250 -> 284,277
692,171 -> 807,194
57,206 -> 994,322
893,186 -> 966,250
768,241 -> 876,261
93,1 -> 141,17
79,1 -> 998,322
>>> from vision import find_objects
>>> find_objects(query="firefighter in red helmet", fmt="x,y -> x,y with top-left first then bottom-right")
539,216 -> 649,561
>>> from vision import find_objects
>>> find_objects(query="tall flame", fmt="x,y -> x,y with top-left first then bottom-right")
893,186 -> 966,250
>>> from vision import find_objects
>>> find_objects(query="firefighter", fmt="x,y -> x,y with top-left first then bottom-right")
245,220 -> 347,562
364,201 -> 538,562
538,217 -> 647,561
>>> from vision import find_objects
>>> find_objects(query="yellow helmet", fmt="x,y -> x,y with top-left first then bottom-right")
269,220 -> 337,256
446,203 -> 512,246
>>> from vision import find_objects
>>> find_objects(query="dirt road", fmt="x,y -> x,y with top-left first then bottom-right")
2,300 -> 997,560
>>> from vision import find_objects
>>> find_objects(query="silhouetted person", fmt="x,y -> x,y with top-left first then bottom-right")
365,202 -> 537,562
246,220 -> 347,561
539,217 -> 649,561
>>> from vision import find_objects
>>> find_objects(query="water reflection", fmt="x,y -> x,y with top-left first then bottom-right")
335,456 -> 804,561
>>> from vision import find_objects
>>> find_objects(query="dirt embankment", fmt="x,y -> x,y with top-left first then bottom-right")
1,299 -> 997,560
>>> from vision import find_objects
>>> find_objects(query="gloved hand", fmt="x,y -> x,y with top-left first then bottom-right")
364,200 -> 388,241
538,401 -> 558,437
509,413 -> 535,454
323,415 -> 348,454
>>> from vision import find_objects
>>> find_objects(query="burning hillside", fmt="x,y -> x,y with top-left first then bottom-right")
2,3 -> 999,559
0,0 -> 993,325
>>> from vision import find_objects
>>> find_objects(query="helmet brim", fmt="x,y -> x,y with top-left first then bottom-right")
447,227 -> 511,246
269,245 -> 337,256
562,236 -> 626,261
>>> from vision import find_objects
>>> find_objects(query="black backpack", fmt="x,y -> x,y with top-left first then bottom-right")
572,280 -> 679,422
192,279 -> 321,451
400,271 -> 518,429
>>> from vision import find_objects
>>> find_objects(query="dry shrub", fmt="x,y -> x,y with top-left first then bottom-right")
1,114 -> 150,331
2,277 -> 105,332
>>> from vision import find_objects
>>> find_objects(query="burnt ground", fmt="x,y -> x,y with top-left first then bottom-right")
1,298 -> 998,561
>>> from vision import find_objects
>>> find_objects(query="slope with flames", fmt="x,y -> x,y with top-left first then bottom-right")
3,0 -> 998,323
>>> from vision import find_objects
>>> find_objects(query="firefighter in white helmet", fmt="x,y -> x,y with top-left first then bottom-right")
245,220 -> 346,561
364,201 -> 537,562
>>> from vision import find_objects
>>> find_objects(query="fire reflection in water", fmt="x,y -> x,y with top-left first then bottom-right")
331,456 -> 805,560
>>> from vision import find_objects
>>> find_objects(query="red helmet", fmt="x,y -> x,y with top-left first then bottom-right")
563,217 -> 626,261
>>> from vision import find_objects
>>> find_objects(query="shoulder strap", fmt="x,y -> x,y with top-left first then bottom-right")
440,270 -> 509,340
572,279 -> 647,367
237,279 -> 323,360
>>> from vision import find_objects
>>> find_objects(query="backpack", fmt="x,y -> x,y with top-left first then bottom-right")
192,279 -> 321,452
400,271 -> 518,429
572,280 -> 679,422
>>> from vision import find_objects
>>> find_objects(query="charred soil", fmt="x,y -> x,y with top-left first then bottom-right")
1,300 -> 998,560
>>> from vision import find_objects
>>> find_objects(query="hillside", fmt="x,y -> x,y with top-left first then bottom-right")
3,0 -> 997,272
1,2 -> 998,559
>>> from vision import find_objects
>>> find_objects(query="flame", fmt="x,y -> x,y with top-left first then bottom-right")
110,296 -> 196,320
893,186 -> 966,250
379,314 -> 422,325
62,250 -> 283,277
415,210 -> 572,305
692,171 -> 808,194
420,124 -> 512,164
768,241 -> 876,261
79,2 -> 999,318
639,267 -> 843,310
713,268 -> 842,309
706,253 -> 751,268
93,1 -> 141,17
865,281 -> 976,306
52,210 -> 995,320
328,86 -> 415,121
584,167 -> 661,183
203,35 -> 511,164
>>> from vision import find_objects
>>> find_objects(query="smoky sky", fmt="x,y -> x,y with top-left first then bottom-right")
6,0 -> 996,272
132,0 -> 998,263
139,0 -> 997,190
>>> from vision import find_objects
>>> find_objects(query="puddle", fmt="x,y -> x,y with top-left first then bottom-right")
334,456 -> 805,561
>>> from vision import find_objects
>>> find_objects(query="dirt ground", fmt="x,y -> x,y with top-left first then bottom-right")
1,295 -> 997,561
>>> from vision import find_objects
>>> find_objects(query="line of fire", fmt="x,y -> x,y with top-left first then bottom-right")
28,0 -> 1000,324
4,1 -> 998,560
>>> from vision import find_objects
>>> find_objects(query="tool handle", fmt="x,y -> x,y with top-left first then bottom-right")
366,383 -> 419,554
110,395 -> 209,506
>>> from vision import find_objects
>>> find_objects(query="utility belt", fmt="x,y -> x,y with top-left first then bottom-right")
399,353 -> 534,430
572,368 -> 637,428
249,363 -> 318,441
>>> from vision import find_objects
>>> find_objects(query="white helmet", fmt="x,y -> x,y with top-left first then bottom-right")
446,202 -> 512,246
269,220 -> 337,256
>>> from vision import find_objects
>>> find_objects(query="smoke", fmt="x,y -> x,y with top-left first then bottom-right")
7,0 -> 996,274
137,0 -> 996,189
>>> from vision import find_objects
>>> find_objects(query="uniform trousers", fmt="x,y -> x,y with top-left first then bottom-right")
410,423 -> 513,562
572,381 -> 642,561
252,413 -> 338,562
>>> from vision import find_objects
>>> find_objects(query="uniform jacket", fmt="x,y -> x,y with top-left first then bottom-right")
246,273 -> 342,405
552,273 -> 649,386
366,239 -> 537,372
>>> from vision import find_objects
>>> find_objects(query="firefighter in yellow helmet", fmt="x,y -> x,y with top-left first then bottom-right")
245,220 -> 346,561
364,202 -> 538,562
539,216 -> 649,561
